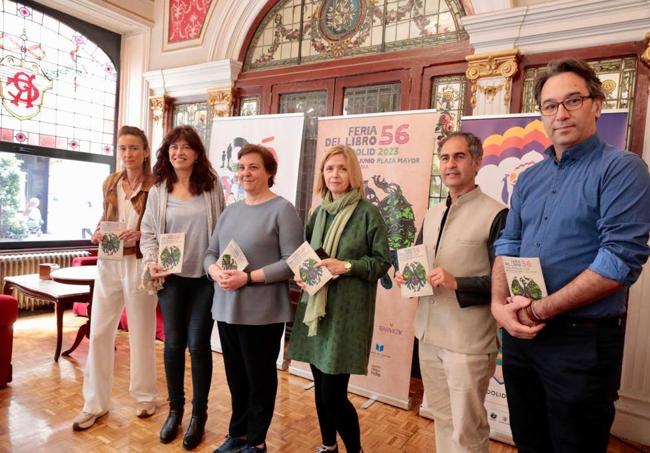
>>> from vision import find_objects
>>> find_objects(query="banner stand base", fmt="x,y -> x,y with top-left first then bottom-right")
361,397 -> 377,409
289,366 -> 412,410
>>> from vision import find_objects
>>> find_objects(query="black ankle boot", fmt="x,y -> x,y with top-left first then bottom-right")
182,413 -> 207,450
160,405 -> 183,444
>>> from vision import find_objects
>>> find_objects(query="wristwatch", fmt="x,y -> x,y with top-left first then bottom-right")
343,261 -> 352,273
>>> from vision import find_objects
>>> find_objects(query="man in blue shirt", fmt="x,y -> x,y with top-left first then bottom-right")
491,58 -> 650,452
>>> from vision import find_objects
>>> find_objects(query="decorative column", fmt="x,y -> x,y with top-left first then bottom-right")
149,95 -> 174,154
208,87 -> 235,118
465,49 -> 519,115
611,32 -> 650,447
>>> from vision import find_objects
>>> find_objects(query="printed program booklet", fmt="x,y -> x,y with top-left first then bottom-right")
502,256 -> 548,300
218,240 -> 249,271
286,241 -> 333,296
158,233 -> 185,274
98,221 -> 125,260
397,244 -> 433,298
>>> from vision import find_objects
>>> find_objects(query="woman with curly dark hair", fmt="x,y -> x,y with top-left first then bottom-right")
141,126 -> 225,450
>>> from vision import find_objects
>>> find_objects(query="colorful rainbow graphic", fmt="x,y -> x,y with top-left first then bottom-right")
481,119 -> 551,166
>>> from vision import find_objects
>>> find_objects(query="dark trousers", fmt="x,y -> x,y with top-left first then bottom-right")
310,364 -> 361,453
502,320 -> 624,453
158,274 -> 214,414
218,321 -> 284,446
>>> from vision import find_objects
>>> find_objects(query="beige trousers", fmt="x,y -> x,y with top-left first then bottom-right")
82,256 -> 158,414
419,343 -> 496,453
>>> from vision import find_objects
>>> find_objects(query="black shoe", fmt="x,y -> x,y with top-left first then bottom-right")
213,435 -> 248,453
244,445 -> 267,453
182,414 -> 207,450
159,406 -> 183,444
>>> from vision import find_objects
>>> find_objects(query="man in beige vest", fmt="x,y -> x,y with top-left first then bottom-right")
396,132 -> 507,452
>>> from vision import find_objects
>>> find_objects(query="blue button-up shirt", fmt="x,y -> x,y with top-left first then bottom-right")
495,134 -> 650,318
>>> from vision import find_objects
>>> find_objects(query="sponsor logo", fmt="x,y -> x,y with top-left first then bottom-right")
378,323 -> 403,336
375,343 -> 384,353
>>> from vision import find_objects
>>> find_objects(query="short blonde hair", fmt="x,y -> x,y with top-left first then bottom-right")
315,145 -> 365,197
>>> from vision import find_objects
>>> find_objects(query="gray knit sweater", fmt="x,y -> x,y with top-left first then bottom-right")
204,196 -> 303,325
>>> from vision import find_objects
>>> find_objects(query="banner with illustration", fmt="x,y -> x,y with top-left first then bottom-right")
207,112 -> 306,369
208,112 -> 306,206
459,110 -> 628,443
288,110 -> 439,409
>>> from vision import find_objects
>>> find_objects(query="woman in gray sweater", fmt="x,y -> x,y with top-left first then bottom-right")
140,126 -> 225,450
204,144 -> 303,453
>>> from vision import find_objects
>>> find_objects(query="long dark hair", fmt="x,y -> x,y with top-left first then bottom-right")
153,126 -> 217,195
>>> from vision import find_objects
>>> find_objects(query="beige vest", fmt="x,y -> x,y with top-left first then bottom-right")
414,187 -> 505,354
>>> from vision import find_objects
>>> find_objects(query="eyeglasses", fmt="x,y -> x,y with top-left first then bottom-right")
538,95 -> 592,116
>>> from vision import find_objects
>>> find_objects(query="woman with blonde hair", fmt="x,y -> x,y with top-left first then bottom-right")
288,145 -> 390,453
73,126 -> 158,431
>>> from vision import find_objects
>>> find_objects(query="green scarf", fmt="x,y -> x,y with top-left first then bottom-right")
303,189 -> 361,336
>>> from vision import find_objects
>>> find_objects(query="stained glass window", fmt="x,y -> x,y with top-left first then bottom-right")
343,83 -> 401,115
279,91 -> 327,220
0,1 -> 118,154
245,0 -> 467,71
0,1 -> 119,246
240,96 -> 260,116
172,102 -> 211,148
429,74 -> 466,206
522,57 -> 636,148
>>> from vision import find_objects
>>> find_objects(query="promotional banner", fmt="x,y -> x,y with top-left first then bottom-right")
289,110 -> 439,409
207,113 -> 306,369
208,112 -> 306,206
459,110 -> 629,443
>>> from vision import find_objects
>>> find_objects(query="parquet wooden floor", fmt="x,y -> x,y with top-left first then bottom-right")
0,311 -> 646,452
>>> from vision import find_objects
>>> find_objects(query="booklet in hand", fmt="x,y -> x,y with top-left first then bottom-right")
502,257 -> 548,300
286,241 -> 333,296
218,240 -> 249,271
98,221 -> 125,260
158,233 -> 185,274
397,244 -> 433,298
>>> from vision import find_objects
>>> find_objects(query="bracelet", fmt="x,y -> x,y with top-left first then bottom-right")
246,272 -> 253,286
528,300 -> 543,323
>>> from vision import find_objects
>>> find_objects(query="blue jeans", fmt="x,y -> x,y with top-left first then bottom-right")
158,274 -> 214,414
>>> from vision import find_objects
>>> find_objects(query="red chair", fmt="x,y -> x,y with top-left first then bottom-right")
71,256 -> 165,340
71,256 -> 98,318
0,295 -> 18,389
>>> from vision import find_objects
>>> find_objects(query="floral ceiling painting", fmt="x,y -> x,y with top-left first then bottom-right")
168,0 -> 214,43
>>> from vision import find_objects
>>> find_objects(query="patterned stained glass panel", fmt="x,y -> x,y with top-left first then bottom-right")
245,0 -> 467,71
429,74 -> 466,207
172,102 -> 211,148
522,57 -> 636,148
279,91 -> 327,220
343,83 -> 401,115
240,96 -> 260,116
0,1 -> 118,155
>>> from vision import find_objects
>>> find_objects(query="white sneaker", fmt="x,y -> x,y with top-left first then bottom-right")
135,401 -> 156,418
72,410 -> 108,431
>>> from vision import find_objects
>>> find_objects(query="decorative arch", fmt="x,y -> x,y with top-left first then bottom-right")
242,0 -> 468,71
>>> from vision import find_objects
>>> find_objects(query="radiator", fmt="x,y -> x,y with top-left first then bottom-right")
0,250 -> 91,310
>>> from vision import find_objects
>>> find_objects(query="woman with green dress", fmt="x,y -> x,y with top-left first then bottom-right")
288,144 -> 390,453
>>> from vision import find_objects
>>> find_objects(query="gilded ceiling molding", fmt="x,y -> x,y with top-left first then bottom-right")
465,49 -> 519,108
641,32 -> 650,67
149,95 -> 174,123
208,87 -> 234,118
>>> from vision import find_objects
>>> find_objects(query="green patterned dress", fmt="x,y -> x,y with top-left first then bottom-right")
288,199 -> 390,375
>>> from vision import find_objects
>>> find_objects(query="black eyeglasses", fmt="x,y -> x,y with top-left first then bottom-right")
538,95 -> 592,116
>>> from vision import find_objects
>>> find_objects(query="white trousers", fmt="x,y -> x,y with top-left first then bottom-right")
82,256 -> 158,414
419,343 -> 496,453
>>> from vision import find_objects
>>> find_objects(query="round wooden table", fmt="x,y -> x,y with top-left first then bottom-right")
51,265 -> 98,358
